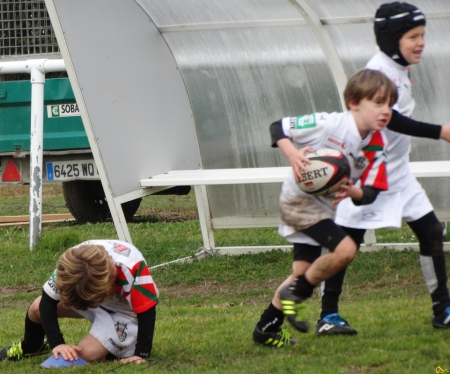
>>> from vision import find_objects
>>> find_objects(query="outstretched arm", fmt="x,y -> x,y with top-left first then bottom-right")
387,110 -> 449,140
439,124 -> 450,142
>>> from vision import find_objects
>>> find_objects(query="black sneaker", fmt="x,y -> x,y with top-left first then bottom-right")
432,307 -> 450,328
316,313 -> 357,336
0,340 -> 50,361
279,285 -> 309,333
252,324 -> 297,348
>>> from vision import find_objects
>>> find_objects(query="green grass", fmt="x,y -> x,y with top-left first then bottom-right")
0,183 -> 199,218
0,184 -> 67,216
0,185 -> 450,373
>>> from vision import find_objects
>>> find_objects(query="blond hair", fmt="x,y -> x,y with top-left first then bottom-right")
344,69 -> 398,109
55,244 -> 116,310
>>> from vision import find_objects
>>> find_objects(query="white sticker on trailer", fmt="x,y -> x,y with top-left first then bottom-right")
47,104 -> 81,118
46,160 -> 99,181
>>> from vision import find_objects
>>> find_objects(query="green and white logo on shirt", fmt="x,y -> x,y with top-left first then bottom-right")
294,114 -> 316,129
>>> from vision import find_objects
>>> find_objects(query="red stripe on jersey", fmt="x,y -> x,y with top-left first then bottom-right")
129,261 -> 158,313
371,160 -> 388,190
360,131 -> 388,190
114,261 -> 159,313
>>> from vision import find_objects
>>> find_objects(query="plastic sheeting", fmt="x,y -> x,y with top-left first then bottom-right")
138,0 -> 450,221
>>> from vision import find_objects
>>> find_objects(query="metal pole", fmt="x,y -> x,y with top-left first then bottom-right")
29,66 -> 46,250
0,59 -> 65,250
0,59 -> 65,74
291,0 -> 348,109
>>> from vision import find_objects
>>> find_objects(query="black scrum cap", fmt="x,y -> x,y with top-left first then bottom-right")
374,2 -> 426,66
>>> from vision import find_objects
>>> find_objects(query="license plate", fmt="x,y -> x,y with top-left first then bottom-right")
46,160 -> 99,181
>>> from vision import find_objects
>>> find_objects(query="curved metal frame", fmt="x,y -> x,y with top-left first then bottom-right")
291,0 -> 347,109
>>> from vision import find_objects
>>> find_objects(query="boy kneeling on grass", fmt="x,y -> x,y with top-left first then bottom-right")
0,240 -> 158,365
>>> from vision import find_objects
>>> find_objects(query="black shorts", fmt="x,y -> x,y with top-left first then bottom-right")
293,243 -> 322,262
302,218 -> 348,252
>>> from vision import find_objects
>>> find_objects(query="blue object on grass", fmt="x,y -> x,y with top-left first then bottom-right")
41,353 -> 88,368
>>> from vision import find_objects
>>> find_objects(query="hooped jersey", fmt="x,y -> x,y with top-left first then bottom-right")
365,52 -> 415,191
280,110 -> 388,203
43,240 -> 159,321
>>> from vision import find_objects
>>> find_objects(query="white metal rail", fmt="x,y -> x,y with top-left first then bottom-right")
138,160 -> 450,258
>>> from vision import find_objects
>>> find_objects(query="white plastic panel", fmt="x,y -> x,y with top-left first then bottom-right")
137,0 -> 450,219
139,0 -> 304,26
48,0 -> 200,198
307,0 -> 450,18
164,25 -> 340,218
48,0 -> 450,225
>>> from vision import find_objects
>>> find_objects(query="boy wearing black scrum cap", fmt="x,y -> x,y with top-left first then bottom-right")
321,2 -> 450,335
252,1 -> 450,346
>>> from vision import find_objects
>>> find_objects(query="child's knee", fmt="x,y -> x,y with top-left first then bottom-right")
28,296 -> 42,321
292,260 -> 312,276
334,238 -> 357,265
78,350 -> 101,363
77,334 -> 109,362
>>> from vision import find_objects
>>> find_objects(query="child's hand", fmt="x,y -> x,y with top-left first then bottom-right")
332,180 -> 362,207
275,139 -> 313,182
440,123 -> 450,142
120,355 -> 147,365
52,344 -> 82,361
287,145 -> 313,182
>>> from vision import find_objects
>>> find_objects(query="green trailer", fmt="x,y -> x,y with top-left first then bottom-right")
0,78 -> 142,222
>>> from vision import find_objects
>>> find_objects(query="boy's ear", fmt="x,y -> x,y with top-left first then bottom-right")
348,100 -> 358,110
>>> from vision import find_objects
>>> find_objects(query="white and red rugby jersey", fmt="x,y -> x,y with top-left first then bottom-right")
44,239 -> 159,322
280,111 -> 388,199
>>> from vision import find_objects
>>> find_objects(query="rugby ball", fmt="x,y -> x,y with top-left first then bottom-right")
297,148 -> 350,196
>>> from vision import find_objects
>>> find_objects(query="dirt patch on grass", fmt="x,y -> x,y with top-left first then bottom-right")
156,279 -> 294,308
0,284 -> 42,308
0,280 -> 280,308
159,279 -> 281,300
0,284 -> 41,298
132,212 -> 198,223
0,278 -> 424,310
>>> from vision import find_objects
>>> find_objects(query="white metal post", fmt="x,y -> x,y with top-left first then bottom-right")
0,59 -> 65,250
29,66 -> 45,250
194,185 -> 215,250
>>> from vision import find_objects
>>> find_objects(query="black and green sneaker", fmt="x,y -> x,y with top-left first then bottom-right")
279,285 -> 309,333
253,324 -> 297,348
0,340 -> 50,361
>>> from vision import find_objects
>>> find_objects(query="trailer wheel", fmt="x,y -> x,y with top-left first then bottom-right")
62,180 -> 141,223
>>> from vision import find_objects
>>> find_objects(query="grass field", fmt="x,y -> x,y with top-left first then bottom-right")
0,184 -> 450,373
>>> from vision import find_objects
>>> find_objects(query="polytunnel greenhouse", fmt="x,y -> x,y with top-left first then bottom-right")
39,0 -> 450,247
